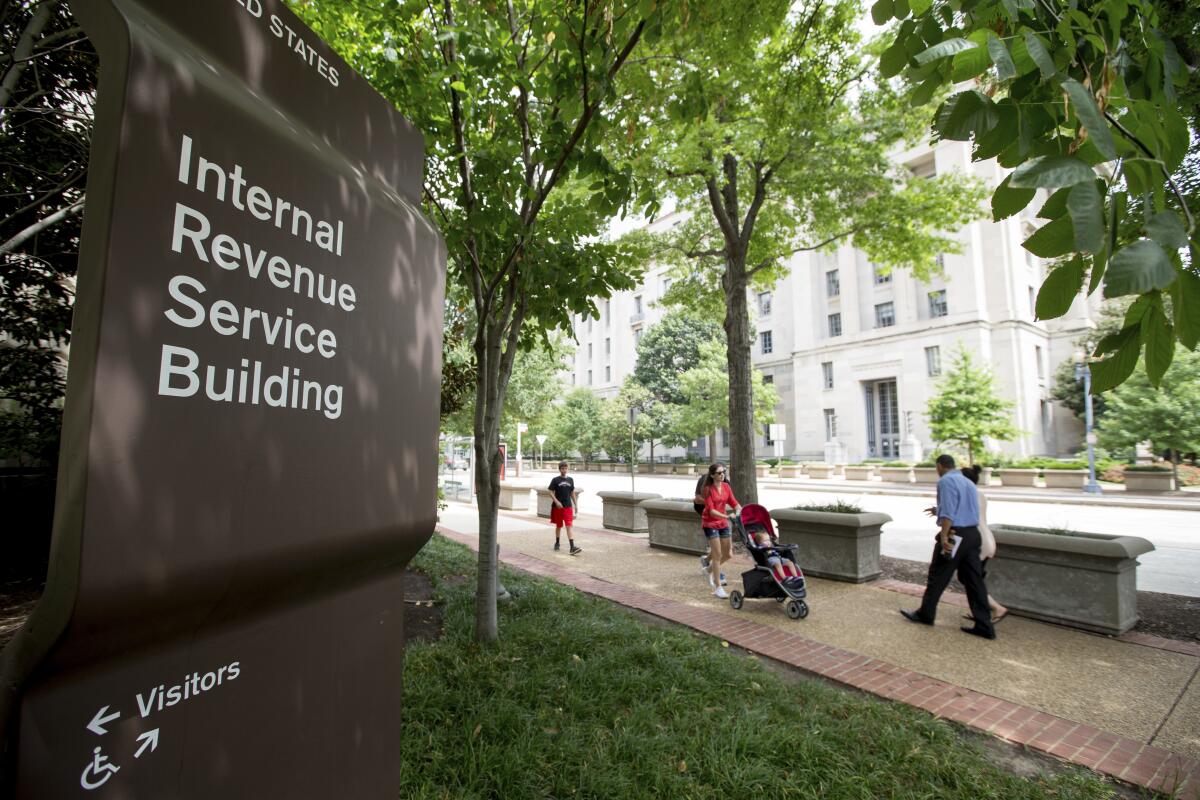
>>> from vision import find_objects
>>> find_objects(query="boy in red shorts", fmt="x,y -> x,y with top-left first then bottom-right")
549,461 -> 582,555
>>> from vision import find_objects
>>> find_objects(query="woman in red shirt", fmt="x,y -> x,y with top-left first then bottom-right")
695,462 -> 740,599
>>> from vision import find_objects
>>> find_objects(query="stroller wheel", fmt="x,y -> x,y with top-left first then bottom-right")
786,599 -> 809,620
729,590 -> 744,610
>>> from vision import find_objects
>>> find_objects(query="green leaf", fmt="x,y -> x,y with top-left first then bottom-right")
449,80 -> 468,93
986,33 -> 1016,81
880,42 -> 909,78
909,75 -> 941,108
972,99 -> 1018,160
1022,216 -> 1075,258
1103,240 -> 1175,298
951,31 -> 993,81
933,90 -> 999,141
1035,258 -> 1086,320
915,38 -> 977,65
1174,263 -> 1200,349
1141,302 -> 1175,387
1144,211 -> 1189,251
871,0 -> 894,25
909,0 -> 932,14
1067,181 -> 1104,254
991,173 -> 1036,221
1088,326 -> 1141,393
1023,31 -> 1057,78
1060,79 -> 1116,161
1038,187 -> 1070,220
1009,155 -> 1094,188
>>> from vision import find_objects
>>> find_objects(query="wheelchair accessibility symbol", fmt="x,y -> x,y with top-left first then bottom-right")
80,747 -> 120,791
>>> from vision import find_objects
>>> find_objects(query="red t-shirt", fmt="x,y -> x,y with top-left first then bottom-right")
701,482 -> 739,529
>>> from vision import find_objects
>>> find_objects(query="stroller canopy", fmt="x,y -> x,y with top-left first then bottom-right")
741,504 -> 774,537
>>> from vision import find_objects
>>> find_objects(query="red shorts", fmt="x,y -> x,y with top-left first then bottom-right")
551,506 -> 574,526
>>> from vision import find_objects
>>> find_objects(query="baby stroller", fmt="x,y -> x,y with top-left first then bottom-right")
729,504 -> 809,620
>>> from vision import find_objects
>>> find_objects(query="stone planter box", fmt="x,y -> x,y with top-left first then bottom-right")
778,465 -> 801,479
644,499 -> 708,555
844,465 -> 876,481
807,464 -> 834,479
879,466 -> 911,483
598,491 -> 662,533
771,508 -> 892,583
832,464 -> 846,477
535,488 -> 554,518
990,525 -> 1155,635
673,463 -> 697,476
980,467 -> 994,486
912,467 -> 939,484
1042,469 -> 1089,489
1124,470 -> 1175,492
498,482 -> 532,510
756,464 -> 771,478
1000,468 -> 1040,487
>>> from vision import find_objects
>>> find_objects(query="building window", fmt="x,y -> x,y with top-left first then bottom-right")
925,346 -> 941,377
605,365 -> 611,382
821,361 -> 834,390
828,313 -> 842,337
634,295 -> 643,314
758,291 -> 772,316
823,409 -> 837,440
587,369 -> 593,385
763,374 -> 774,384
722,428 -> 730,447
1035,345 -> 1045,381
935,253 -> 946,271
588,343 -> 593,360
873,265 -> 892,285
604,299 -> 611,326
1029,286 -> 1037,317
764,424 -> 774,446
826,269 -> 840,297
928,289 -> 948,318
570,372 -> 576,385
909,157 -> 937,178
662,277 -> 672,293
605,337 -> 611,356
633,328 -> 642,344
875,302 -> 895,328
761,330 -> 773,355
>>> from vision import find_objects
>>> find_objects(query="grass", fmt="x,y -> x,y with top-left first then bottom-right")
400,535 -> 1117,799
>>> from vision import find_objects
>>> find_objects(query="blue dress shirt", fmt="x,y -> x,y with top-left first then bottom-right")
936,470 -> 980,527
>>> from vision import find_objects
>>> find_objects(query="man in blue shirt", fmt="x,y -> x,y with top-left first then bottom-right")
900,454 -> 996,639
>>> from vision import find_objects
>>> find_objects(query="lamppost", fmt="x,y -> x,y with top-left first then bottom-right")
1073,346 -> 1103,494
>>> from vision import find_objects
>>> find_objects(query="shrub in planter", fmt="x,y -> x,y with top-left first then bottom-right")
778,461 -> 802,478
1039,460 -> 1090,488
878,462 -> 912,483
998,462 -> 1040,487
1123,465 -> 1175,492
755,463 -> 771,478
806,463 -> 834,479
911,462 -> 938,484
598,491 -> 662,533
771,502 -> 891,582
844,463 -> 876,481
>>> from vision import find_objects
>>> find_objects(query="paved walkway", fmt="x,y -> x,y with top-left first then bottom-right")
437,501 -> 1200,799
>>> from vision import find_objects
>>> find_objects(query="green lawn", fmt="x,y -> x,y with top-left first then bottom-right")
401,535 -> 1119,799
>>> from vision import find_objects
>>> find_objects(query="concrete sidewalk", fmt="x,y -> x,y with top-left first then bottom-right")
438,501 -> 1200,799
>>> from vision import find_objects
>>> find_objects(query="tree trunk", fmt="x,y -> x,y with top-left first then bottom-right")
0,0 -> 58,118
724,253 -> 758,504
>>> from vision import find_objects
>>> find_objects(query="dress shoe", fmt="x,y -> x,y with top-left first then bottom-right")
961,625 -> 996,640
900,609 -> 933,625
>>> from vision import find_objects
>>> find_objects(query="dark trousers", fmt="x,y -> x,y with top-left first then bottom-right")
916,526 -> 995,637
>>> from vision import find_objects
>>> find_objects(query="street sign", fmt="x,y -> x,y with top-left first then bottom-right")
517,422 -> 528,433
769,424 -> 787,441
0,1 -> 445,797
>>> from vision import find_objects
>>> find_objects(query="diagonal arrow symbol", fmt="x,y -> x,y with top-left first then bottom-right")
87,706 -> 121,736
134,728 -> 159,759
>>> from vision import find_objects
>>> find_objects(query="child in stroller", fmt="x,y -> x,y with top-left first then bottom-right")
730,504 -> 809,620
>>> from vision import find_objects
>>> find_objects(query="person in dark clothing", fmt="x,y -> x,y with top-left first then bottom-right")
548,461 -> 581,555
900,454 -> 996,640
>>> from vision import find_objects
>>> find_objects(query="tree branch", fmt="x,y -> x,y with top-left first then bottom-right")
0,195 -> 85,255
0,0 -> 59,118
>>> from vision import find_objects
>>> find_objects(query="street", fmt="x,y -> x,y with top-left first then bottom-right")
503,468 -> 1200,598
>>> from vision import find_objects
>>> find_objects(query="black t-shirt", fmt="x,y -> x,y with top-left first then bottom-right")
549,475 -> 575,508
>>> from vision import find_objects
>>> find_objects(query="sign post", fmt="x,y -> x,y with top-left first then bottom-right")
516,422 -> 528,477
535,434 -> 547,469
0,1 -> 445,797
769,424 -> 787,487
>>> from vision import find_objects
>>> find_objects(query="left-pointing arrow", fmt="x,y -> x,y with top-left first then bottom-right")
87,706 -> 121,736
134,728 -> 159,758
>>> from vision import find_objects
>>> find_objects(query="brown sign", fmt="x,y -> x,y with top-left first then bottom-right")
0,0 -> 445,796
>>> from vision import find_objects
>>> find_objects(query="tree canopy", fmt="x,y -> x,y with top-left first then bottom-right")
1097,345 -> 1200,459
881,0 -> 1200,393
925,347 -> 1017,464
632,309 -> 723,406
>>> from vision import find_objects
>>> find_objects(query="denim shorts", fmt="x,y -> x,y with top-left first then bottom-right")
703,526 -> 731,540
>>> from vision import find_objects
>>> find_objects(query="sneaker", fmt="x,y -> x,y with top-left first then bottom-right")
569,545 -> 582,556
699,554 -> 710,574
554,541 -> 561,551
714,587 -> 729,599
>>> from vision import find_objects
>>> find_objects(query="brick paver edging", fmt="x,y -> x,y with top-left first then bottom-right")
436,524 -> 1200,799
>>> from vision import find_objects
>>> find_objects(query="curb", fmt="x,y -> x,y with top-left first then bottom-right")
436,523 -> 1200,799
